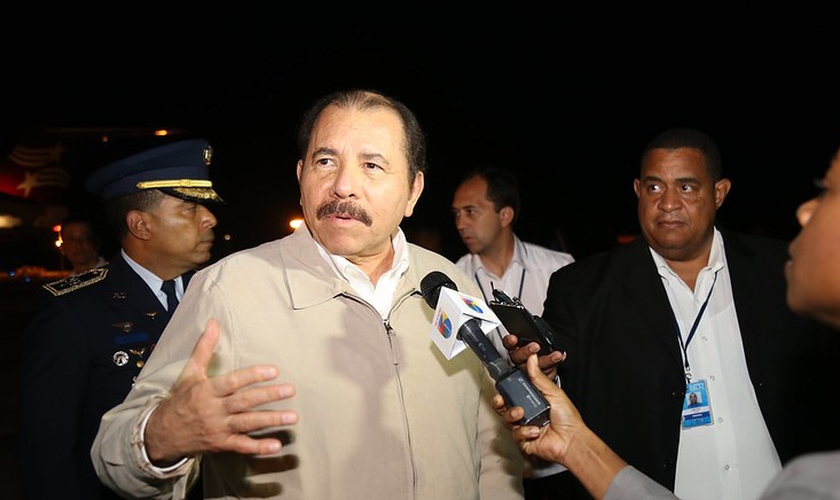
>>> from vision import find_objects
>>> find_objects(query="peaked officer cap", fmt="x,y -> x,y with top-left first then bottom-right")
85,139 -> 223,203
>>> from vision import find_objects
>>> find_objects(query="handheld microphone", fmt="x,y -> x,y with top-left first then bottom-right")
421,271 -> 550,427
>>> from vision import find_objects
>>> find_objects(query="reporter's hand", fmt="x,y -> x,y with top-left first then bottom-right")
493,354 -> 580,464
502,334 -> 565,381
502,355 -> 631,500
145,318 -> 298,464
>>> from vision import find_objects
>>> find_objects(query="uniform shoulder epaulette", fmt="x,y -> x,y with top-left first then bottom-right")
43,267 -> 109,297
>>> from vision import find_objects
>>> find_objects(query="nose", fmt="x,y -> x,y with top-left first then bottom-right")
658,188 -> 682,212
331,165 -> 358,199
453,211 -> 461,225
453,211 -> 468,231
201,206 -> 218,228
796,198 -> 817,227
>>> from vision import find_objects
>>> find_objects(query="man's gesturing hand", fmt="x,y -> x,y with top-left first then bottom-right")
144,318 -> 298,465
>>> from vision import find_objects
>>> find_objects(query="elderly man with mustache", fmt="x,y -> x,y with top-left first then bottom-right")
91,89 -> 525,500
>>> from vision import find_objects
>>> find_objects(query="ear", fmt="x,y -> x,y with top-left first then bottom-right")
633,179 -> 642,199
714,178 -> 732,208
296,160 -> 304,206
404,171 -> 425,217
499,206 -> 514,227
126,211 -> 152,241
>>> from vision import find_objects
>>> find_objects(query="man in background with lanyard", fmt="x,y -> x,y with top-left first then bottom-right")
451,165 -> 575,497
516,127 -> 840,500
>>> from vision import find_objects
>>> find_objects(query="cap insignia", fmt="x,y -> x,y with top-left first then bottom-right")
203,144 -> 213,165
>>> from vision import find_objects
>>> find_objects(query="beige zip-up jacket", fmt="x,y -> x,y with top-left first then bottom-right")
92,226 -> 524,499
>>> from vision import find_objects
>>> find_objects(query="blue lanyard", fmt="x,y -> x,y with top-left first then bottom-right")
677,271 -> 718,382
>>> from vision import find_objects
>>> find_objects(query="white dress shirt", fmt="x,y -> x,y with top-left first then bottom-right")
317,227 -> 410,319
653,228 -> 781,500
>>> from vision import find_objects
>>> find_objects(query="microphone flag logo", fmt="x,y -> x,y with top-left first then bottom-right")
426,286 -> 501,360
435,311 -> 453,338
460,296 -> 484,314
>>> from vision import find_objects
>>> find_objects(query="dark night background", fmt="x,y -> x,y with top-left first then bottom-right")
3,9 -> 840,267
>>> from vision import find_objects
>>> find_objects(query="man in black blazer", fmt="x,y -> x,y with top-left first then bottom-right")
19,139 -> 222,500
507,128 -> 840,499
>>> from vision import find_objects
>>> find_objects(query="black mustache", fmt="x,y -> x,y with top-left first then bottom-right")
316,200 -> 373,226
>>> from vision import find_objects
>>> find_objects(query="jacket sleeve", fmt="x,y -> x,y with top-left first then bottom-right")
91,374 -> 198,499
19,294 -> 87,500
476,368 -> 526,500
604,466 -> 678,500
449,261 -> 525,498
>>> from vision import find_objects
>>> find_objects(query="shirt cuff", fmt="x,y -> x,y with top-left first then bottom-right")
134,403 -> 191,475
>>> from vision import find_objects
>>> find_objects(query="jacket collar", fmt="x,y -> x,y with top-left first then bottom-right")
280,226 -> 425,310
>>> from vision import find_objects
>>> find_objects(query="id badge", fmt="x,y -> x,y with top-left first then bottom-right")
682,379 -> 713,429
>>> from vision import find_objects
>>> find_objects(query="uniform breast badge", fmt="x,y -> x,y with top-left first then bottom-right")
113,351 -> 129,367
129,348 -> 146,368
112,322 -> 134,333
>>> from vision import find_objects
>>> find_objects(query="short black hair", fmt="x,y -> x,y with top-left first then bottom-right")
104,189 -> 165,240
297,89 -> 427,184
458,166 -> 521,225
641,127 -> 722,182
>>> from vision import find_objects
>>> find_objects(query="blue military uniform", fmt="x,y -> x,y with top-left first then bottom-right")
19,139 -> 221,500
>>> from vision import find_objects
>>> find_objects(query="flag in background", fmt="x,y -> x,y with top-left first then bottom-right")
0,138 -> 71,204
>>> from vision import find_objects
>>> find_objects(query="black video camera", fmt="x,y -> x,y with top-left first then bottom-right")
489,288 -> 563,356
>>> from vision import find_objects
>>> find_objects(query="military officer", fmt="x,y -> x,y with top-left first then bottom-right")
19,139 -> 222,500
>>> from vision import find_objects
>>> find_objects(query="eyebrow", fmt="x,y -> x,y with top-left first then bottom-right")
359,151 -> 389,165
640,175 -> 701,184
312,147 -> 338,159
311,148 -> 389,166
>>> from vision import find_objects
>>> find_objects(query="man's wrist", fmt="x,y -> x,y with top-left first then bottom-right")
136,403 -> 189,474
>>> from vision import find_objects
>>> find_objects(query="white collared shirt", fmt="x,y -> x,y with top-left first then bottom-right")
652,228 -> 781,500
314,227 -> 410,320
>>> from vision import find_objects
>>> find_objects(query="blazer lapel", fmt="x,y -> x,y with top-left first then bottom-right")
619,238 -> 685,369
